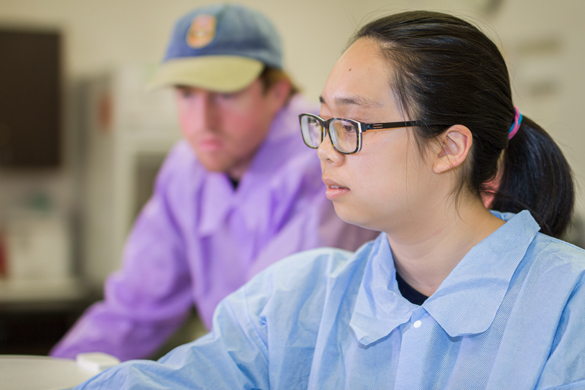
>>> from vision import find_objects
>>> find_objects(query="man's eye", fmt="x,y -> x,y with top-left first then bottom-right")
218,92 -> 236,100
174,85 -> 192,96
178,90 -> 192,98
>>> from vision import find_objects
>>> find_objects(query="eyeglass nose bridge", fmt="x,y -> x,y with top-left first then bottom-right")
320,125 -> 335,151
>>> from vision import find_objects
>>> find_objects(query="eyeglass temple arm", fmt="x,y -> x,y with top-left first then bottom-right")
363,121 -> 451,131
364,121 -> 421,131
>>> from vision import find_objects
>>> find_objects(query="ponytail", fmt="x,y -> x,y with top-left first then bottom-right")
490,117 -> 574,237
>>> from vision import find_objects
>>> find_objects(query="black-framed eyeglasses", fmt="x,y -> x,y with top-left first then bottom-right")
299,113 -> 449,154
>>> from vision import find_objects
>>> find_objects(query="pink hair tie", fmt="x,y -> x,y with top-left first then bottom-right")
508,106 -> 522,140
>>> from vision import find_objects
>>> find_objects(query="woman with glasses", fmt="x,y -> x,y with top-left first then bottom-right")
75,11 -> 585,389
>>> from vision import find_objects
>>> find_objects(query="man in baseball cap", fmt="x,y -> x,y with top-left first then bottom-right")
51,3 -> 377,361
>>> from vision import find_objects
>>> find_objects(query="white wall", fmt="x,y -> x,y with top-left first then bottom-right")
0,0 -> 583,235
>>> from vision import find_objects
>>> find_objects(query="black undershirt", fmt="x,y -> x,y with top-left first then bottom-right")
228,176 -> 239,190
396,272 -> 429,305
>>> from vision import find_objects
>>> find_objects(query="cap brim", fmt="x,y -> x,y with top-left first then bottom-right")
148,56 -> 264,92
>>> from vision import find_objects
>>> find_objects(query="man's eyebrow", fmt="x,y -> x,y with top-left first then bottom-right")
319,95 -> 383,108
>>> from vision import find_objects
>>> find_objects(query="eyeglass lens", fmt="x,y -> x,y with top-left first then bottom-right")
301,115 -> 323,148
330,119 -> 358,153
301,115 -> 358,153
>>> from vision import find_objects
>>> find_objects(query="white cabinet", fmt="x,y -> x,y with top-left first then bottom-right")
82,65 -> 181,287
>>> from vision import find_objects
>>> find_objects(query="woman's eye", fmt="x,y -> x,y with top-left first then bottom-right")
342,124 -> 356,133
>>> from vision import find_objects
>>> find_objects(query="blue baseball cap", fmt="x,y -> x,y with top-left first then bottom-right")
149,3 -> 283,92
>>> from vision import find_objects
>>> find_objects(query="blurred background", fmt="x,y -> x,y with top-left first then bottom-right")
0,0 -> 582,354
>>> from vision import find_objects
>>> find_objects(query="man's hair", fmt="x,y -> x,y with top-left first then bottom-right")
258,67 -> 299,102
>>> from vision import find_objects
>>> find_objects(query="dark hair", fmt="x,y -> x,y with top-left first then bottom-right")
258,66 -> 300,102
354,11 -> 574,238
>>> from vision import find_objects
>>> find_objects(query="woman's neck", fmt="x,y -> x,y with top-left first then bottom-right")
387,198 -> 504,297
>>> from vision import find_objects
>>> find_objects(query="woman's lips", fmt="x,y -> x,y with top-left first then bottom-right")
323,178 -> 350,200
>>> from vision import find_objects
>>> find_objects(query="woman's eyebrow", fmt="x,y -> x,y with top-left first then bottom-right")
319,94 -> 382,108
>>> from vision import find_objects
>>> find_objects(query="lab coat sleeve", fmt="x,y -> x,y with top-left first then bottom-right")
73,268 -> 272,390
536,276 -> 585,389
51,148 -> 194,361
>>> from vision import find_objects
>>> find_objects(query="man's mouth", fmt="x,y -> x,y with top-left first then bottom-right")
198,138 -> 223,152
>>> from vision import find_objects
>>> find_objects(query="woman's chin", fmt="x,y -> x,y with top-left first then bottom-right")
333,205 -> 377,231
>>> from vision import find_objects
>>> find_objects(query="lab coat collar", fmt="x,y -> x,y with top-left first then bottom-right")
349,210 -> 540,345
198,172 -> 235,236
349,234 -> 415,345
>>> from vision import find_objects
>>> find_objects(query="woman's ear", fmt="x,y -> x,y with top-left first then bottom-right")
433,125 -> 473,174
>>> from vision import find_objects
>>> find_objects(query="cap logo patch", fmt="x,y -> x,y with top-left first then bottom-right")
186,15 -> 216,48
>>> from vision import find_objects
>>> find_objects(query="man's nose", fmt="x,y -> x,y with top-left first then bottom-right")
178,91 -> 218,136
192,94 -> 219,131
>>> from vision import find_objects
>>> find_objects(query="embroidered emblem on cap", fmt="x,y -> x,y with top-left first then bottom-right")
186,15 -> 216,48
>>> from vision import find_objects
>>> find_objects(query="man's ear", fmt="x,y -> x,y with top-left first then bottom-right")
266,79 -> 292,112
433,125 -> 473,174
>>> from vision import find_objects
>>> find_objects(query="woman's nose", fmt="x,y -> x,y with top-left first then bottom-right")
318,132 -> 344,166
